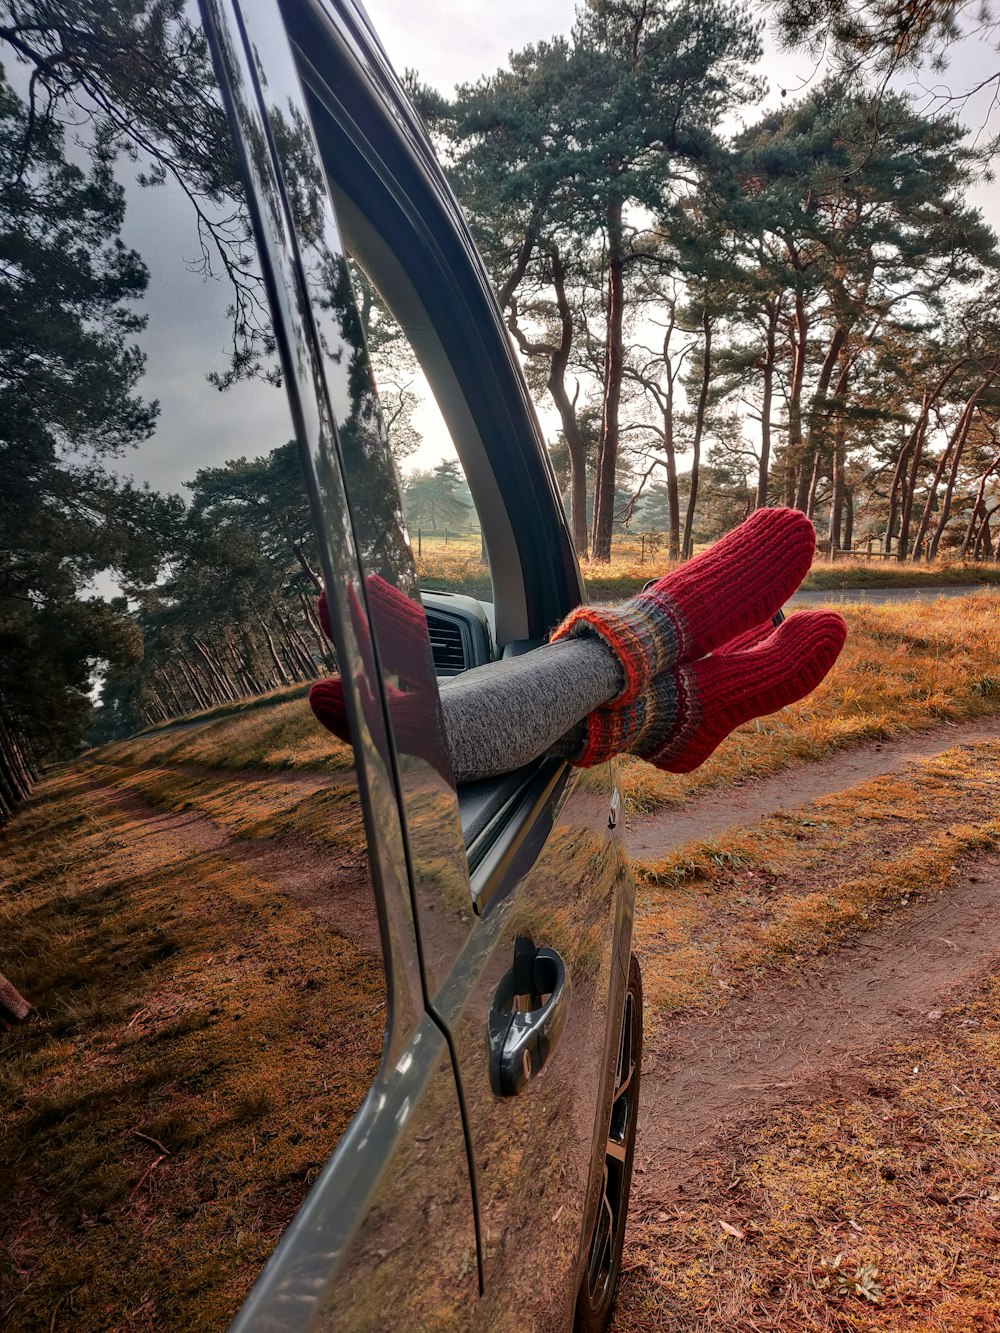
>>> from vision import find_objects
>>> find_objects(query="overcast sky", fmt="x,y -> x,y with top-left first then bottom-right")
363,0 -> 1000,143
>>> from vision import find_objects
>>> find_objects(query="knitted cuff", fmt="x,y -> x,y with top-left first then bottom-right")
550,597 -> 684,705
567,672 -> 682,768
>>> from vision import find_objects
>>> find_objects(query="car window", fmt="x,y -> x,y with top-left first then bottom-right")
0,8 -> 387,1328
350,265 -> 495,655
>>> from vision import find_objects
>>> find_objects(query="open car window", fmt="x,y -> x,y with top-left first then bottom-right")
349,262 -> 497,673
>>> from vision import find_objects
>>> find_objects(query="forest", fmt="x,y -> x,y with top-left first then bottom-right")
405,1 -> 1000,565
2,0 -> 1000,815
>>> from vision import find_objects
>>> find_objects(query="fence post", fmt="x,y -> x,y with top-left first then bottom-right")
418,528 -> 422,557
445,529 -> 449,546
640,533 -> 646,564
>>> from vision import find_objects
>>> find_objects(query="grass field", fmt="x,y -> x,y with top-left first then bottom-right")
4,591 -> 1000,1327
1,702 -> 379,1330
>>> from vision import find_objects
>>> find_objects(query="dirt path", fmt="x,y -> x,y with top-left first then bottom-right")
631,844 -> 1000,1216
626,715 -> 1000,860
90,780 -> 380,956
790,583 -> 1000,605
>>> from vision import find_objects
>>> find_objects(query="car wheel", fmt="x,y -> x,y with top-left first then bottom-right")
574,952 -> 643,1332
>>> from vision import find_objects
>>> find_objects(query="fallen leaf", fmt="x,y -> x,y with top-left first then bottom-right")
719,1220 -> 745,1239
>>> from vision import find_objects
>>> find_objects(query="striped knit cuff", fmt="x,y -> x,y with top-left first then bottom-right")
569,671 -> 682,768
551,593 -> 687,705
637,666 -> 702,768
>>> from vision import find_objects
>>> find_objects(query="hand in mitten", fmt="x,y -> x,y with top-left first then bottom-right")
551,506 -> 816,703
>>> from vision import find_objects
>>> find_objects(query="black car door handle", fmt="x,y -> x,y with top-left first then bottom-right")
487,945 -> 570,1096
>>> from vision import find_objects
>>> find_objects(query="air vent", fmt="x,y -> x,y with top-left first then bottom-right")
426,615 -> 468,675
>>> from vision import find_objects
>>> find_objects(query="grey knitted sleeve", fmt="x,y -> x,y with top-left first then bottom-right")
436,637 -> 624,783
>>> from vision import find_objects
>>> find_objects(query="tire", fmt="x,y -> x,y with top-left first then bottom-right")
574,952 -> 643,1332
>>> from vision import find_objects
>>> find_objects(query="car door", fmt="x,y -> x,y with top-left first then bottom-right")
199,4 -> 482,1328
225,2 -> 638,1327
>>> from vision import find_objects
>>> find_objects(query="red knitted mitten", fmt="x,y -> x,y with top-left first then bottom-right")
551,507 -> 815,704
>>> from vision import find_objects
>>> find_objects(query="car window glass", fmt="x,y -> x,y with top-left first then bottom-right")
352,268 -> 493,613
0,8 -> 386,1328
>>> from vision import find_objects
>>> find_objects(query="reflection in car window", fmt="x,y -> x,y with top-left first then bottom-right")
0,6 -> 385,1327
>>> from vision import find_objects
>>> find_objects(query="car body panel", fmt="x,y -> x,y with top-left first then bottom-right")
204,1 -> 638,1326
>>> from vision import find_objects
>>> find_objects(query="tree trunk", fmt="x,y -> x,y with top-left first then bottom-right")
805,448 -> 822,521
913,378 -> 990,560
548,250 -> 589,557
299,592 -> 334,669
959,454 -> 1000,558
928,411 -> 975,559
591,200 -> 625,562
682,309 -> 712,560
825,356 -> 851,552
662,370 -> 681,560
783,290 -> 808,507
756,302 -> 778,509
893,363 -> 965,559
976,504 -> 997,559
192,638 -> 238,702
155,667 -> 185,717
796,325 -> 846,512
176,654 -> 211,711
827,418 -> 846,553
0,709 -> 34,822
259,617 -> 291,687
887,401 -> 926,556
291,543 -> 322,593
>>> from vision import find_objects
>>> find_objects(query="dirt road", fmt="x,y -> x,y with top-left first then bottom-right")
614,723 -> 1000,1328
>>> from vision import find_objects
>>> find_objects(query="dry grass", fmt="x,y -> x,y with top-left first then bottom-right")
614,971 -> 1000,1330
803,557 -> 1000,591
85,758 -> 367,858
105,691 -> 354,775
0,770 -> 383,1331
615,593 -> 1000,815
414,544 -> 1000,602
631,741 -> 1000,1029
615,740 -> 1000,1327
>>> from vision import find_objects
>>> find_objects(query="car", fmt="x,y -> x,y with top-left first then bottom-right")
2,1 -> 641,1328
